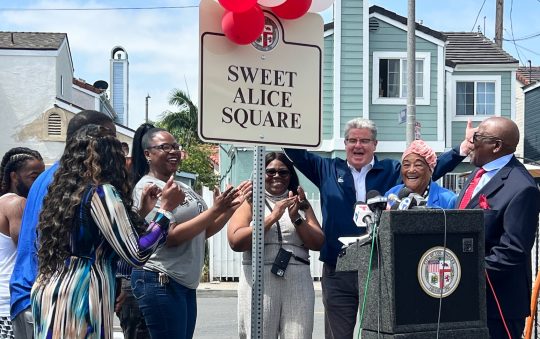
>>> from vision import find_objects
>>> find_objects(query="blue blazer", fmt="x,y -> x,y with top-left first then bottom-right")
284,147 -> 465,266
457,156 -> 540,319
385,181 -> 457,209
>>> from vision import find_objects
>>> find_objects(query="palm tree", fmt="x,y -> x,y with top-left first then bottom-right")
158,89 -> 199,147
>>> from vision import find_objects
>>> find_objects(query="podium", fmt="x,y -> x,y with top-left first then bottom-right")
337,210 -> 489,338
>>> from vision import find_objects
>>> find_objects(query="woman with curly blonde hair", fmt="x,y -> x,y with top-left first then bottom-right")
31,124 -> 184,338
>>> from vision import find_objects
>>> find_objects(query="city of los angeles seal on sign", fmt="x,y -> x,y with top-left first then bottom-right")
417,247 -> 461,298
252,14 -> 280,52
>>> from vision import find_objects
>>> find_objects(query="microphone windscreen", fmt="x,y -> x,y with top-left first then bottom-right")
397,187 -> 413,199
366,190 -> 381,200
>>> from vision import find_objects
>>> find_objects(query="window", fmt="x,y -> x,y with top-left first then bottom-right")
452,75 -> 500,120
456,81 -> 495,116
372,52 -> 431,105
378,59 -> 423,98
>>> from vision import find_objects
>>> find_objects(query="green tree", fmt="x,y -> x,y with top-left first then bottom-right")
180,143 -> 219,191
157,89 -> 199,148
157,89 -> 217,190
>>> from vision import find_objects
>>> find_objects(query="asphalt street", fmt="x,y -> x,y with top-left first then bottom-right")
113,287 -> 326,338
194,294 -> 325,339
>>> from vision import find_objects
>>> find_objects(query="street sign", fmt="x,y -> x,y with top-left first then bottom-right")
199,0 -> 323,148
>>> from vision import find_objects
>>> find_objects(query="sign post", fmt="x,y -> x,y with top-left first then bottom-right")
199,1 -> 323,336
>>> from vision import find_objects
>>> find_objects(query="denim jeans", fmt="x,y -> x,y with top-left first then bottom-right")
116,278 -> 149,339
131,269 -> 197,339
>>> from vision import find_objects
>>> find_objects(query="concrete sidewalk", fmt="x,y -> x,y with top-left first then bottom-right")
197,280 -> 322,297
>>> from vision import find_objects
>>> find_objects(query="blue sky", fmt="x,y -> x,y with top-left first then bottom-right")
1,0 -> 539,128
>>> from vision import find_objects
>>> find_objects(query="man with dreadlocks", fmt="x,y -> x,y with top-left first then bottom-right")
0,147 -> 44,339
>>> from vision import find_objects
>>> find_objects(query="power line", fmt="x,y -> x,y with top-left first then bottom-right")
509,0 -> 525,65
470,0 -> 487,32
0,5 -> 198,11
504,31 -> 540,42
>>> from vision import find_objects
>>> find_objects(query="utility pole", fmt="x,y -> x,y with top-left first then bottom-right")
406,0 -> 416,145
495,0 -> 503,47
145,94 -> 151,123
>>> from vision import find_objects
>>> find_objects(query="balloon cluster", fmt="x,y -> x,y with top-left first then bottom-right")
219,0 -> 334,45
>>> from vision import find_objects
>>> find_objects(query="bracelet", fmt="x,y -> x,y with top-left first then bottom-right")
157,208 -> 175,224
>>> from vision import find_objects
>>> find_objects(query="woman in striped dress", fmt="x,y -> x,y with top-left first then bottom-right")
30,125 -> 184,339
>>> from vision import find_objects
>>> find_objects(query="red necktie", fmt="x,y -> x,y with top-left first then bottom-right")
458,168 -> 486,209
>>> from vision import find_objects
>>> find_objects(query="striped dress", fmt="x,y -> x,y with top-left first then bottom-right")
31,184 -> 169,339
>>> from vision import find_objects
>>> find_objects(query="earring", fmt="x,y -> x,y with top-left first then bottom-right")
146,158 -> 151,164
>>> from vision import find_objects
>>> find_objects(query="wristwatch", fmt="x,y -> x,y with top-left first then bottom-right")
293,216 -> 304,227
157,208 -> 175,224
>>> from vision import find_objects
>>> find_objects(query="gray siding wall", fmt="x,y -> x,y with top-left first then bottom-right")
369,18 -> 439,141
323,34 -> 334,140
524,87 -> 540,161
339,0 -> 364,136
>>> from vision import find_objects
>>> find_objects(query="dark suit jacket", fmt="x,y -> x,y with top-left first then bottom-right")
456,156 -> 540,319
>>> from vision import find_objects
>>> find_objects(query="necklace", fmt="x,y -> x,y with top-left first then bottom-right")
265,190 -> 288,203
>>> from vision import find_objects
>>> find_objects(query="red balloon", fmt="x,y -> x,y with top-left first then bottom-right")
222,5 -> 265,45
218,0 -> 258,13
272,0 -> 312,20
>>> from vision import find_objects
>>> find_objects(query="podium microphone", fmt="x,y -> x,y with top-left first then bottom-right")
390,187 -> 412,210
366,190 -> 387,224
409,193 -> 428,209
353,202 -> 374,227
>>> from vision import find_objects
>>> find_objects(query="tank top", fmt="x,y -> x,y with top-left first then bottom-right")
0,193 -> 18,316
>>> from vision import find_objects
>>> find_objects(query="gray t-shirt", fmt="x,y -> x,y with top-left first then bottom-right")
133,175 -> 207,289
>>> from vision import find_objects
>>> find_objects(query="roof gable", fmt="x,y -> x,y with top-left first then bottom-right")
369,5 -> 446,42
0,31 -> 66,50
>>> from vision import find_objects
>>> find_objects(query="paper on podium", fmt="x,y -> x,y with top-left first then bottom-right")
338,236 -> 364,246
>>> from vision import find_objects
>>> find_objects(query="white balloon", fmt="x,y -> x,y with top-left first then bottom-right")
308,0 -> 334,13
257,0 -> 286,7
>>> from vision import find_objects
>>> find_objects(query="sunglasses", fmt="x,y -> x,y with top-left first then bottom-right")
265,168 -> 291,177
472,132 -> 502,144
148,143 -> 182,152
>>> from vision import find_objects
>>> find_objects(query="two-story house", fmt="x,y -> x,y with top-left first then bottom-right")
0,31 -> 133,164
211,1 -> 519,279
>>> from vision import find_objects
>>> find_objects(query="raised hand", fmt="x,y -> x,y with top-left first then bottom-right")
460,118 -> 477,156
138,183 -> 162,218
213,185 -> 240,213
232,180 -> 253,209
271,196 -> 296,220
160,176 -> 185,212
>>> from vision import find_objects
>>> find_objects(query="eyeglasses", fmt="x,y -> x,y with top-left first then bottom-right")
345,138 -> 373,146
472,132 -> 502,144
148,143 -> 182,152
265,168 -> 291,177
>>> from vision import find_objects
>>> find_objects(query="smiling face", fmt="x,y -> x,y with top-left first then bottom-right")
345,128 -> 377,170
265,159 -> 291,196
401,153 -> 431,195
469,119 -> 504,168
144,131 -> 182,181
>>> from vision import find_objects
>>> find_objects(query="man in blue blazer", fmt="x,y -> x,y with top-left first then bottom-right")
457,117 -> 540,339
285,118 -> 473,339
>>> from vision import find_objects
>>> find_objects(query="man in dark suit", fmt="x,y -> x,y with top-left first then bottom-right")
285,117 -> 473,339
457,116 -> 540,339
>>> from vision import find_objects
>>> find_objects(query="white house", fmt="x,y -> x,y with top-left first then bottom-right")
0,32 -> 133,165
